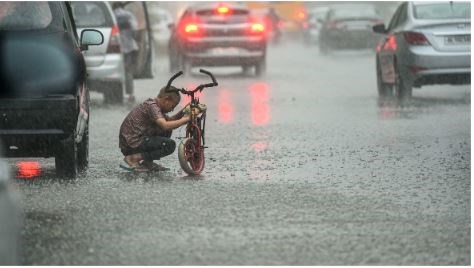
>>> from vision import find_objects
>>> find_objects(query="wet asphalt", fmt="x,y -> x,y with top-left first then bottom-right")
12,41 -> 470,265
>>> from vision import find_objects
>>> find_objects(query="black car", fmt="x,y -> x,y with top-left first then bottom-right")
168,3 -> 267,76
319,4 -> 383,54
0,2 -> 103,177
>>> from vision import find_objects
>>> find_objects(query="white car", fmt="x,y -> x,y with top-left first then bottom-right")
72,1 -> 127,104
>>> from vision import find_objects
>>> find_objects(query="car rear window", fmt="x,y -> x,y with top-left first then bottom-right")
0,2 -> 53,30
196,8 -> 250,24
71,2 -> 112,27
413,3 -> 470,20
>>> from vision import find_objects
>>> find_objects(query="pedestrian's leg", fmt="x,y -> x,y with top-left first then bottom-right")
139,136 -> 176,162
124,53 -> 135,101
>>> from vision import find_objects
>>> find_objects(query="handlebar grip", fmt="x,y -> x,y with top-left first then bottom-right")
166,71 -> 183,89
199,69 -> 218,86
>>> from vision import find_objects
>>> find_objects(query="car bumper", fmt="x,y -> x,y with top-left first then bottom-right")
86,53 -> 126,83
402,46 -> 471,87
181,36 -> 266,66
0,96 -> 77,157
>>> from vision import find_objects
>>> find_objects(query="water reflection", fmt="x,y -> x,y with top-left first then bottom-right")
377,91 -> 470,120
16,161 -> 41,179
249,82 -> 270,126
218,89 -> 234,124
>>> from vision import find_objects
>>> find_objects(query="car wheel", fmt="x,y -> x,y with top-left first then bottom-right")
77,124 -> 89,173
376,59 -> 393,97
255,59 -> 266,77
394,66 -> 412,100
103,82 -> 124,104
55,136 -> 78,178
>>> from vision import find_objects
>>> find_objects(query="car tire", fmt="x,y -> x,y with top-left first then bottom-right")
55,135 -> 78,178
77,124 -> 89,173
376,59 -> 393,97
103,82 -> 124,104
255,59 -> 266,77
394,65 -> 412,100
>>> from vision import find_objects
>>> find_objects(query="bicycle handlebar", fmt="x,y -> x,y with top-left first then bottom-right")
164,69 -> 218,95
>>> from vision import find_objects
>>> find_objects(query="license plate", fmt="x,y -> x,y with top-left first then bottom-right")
209,47 -> 240,56
445,35 -> 470,45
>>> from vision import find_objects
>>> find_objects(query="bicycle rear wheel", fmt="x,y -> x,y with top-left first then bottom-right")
178,137 -> 205,175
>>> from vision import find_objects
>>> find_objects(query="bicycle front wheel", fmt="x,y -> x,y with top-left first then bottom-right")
178,137 -> 205,175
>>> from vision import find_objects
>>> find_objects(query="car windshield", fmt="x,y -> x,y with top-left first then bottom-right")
331,7 -> 378,20
0,2 -> 53,30
72,2 -> 112,27
413,3 -> 470,20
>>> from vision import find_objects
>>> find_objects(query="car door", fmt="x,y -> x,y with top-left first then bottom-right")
122,1 -> 155,79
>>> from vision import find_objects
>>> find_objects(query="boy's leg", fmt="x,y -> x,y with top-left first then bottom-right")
139,136 -> 176,162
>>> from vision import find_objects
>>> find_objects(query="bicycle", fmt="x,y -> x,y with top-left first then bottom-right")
165,69 -> 218,175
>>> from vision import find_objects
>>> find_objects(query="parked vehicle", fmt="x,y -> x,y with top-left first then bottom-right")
319,4 -> 383,54
0,1 -> 103,177
72,1 -> 127,104
373,1 -> 471,99
303,7 -> 329,45
148,6 -> 174,51
168,3 -> 267,76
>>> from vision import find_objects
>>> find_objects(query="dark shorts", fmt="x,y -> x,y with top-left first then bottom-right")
121,131 -> 176,161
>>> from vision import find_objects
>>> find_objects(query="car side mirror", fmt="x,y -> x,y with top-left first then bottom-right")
80,29 -> 104,51
167,23 -> 175,30
372,23 -> 387,34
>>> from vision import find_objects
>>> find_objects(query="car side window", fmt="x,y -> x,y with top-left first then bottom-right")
397,3 -> 408,27
387,4 -> 403,32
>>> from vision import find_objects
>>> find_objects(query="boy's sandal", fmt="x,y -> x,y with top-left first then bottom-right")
119,159 -> 139,172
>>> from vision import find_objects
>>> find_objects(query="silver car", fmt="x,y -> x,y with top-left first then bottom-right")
72,1 -> 127,104
373,1 -> 471,99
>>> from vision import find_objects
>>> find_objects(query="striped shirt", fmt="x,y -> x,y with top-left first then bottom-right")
119,98 -> 165,151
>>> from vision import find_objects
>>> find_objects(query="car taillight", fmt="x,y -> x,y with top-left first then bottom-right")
217,6 -> 229,15
249,22 -> 265,35
16,161 -> 41,179
181,23 -> 201,37
383,35 -> 397,51
106,24 -> 121,54
404,32 -> 430,45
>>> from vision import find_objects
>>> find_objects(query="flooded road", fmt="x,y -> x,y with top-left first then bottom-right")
14,41 -> 470,265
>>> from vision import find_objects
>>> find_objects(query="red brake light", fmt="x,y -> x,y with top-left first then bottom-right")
383,35 -> 397,51
17,161 -> 41,179
107,24 -> 121,53
404,32 -> 430,45
217,6 -> 229,14
251,23 -> 265,33
185,23 -> 199,33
